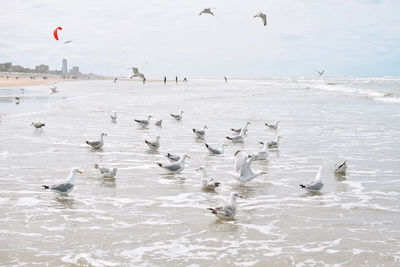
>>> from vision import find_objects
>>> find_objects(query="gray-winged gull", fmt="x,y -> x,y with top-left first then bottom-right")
226,129 -> 248,143
145,136 -> 160,150
135,115 -> 152,127
232,150 -> 268,184
42,168 -> 83,195
165,153 -> 180,162
155,119 -> 162,126
31,122 -> 45,130
130,67 -> 145,80
253,141 -> 270,160
208,192 -> 242,220
314,69 -> 324,76
86,133 -> 107,149
265,121 -> 279,130
199,8 -> 215,16
263,135 -> 282,148
110,112 -> 117,122
193,125 -> 208,139
334,160 -> 347,174
300,167 -> 324,192
170,111 -> 184,121
254,12 -> 267,26
156,153 -> 191,174
196,166 -> 220,190
231,121 -> 251,134
205,143 -> 227,155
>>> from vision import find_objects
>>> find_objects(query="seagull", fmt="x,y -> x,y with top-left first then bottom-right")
226,129 -> 248,143
94,163 -> 112,174
49,85 -> 58,94
334,160 -> 347,174
42,168 -> 83,195
170,111 -> 184,121
110,112 -> 117,122
253,141 -> 270,160
224,76 -> 228,83
196,167 -> 220,190
199,8 -> 215,16
103,168 -> 117,178
155,119 -> 162,126
31,122 -> 45,130
232,150 -> 268,184
262,135 -> 282,148
156,153 -> 191,174
113,78 -> 117,83
85,133 -> 107,149
130,67 -> 145,80
300,167 -> 324,192
208,192 -> 242,220
135,115 -> 152,127
254,12 -> 267,26
231,121 -> 251,134
205,143 -> 227,155
165,153 -> 181,162
64,40 -> 73,44
314,69 -> 324,76
145,136 -> 160,150
265,121 -> 279,130
193,125 -> 208,139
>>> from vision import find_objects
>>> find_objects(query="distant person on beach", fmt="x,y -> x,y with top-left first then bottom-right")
164,77 -> 166,84
224,76 -> 227,83
183,78 -> 187,82
175,76 -> 178,83
143,77 -> 146,84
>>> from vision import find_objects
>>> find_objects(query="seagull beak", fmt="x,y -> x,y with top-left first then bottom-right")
78,170 -> 83,174
263,171 -> 269,175
259,142 -> 264,145
279,136 -> 282,138
187,155 -> 191,159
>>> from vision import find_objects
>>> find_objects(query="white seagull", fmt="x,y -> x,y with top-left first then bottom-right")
85,133 -> 107,149
193,125 -> 208,139
300,167 -> 324,192
31,122 -> 45,130
110,112 -> 117,122
94,164 -> 117,178
334,160 -> 347,174
232,150 -> 269,184
199,8 -> 215,16
145,136 -> 160,150
265,121 -> 279,130
49,85 -> 58,94
231,121 -> 251,134
208,192 -> 242,220
205,143 -> 227,155
196,166 -> 221,190
253,141 -> 270,160
156,154 -> 191,174
226,129 -> 248,143
130,67 -> 145,80
254,12 -> 267,26
155,119 -> 162,126
42,168 -> 83,195
266,135 -> 282,148
170,111 -> 184,121
135,115 -> 152,127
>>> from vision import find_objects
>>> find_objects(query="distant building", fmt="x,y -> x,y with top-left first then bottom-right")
0,62 -> 12,72
62,59 -> 68,75
35,64 -> 49,73
12,65 -> 25,72
70,66 -> 80,76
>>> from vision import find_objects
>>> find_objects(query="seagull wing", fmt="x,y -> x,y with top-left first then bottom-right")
235,150 -> 249,174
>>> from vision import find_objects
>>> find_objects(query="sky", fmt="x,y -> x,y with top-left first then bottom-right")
0,0 -> 399,78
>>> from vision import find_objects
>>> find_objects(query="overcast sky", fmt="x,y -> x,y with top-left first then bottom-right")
0,0 -> 399,78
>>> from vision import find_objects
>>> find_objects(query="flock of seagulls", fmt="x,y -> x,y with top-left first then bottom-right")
37,100 -> 347,221
199,8 -> 267,27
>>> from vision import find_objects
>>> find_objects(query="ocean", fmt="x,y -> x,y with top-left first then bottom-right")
1,77 -> 400,266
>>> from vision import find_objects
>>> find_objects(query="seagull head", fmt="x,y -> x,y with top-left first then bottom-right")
72,168 -> 83,175
231,192 -> 243,199
101,133 -> 107,137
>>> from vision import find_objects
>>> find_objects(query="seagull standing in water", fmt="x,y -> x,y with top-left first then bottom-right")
156,154 -> 191,174
265,135 -> 282,148
193,125 -> 208,139
155,119 -> 162,126
42,168 -> 83,195
199,8 -> 215,16
334,161 -> 347,174
205,143 -> 227,155
110,112 -> 117,122
94,164 -> 117,178
254,12 -> 267,26
253,141 -> 270,160
145,136 -> 160,150
85,133 -> 107,149
49,84 -> 58,94
170,111 -> 184,121
196,167 -> 221,190
231,121 -> 251,134
232,150 -> 269,184
31,122 -> 45,130
300,167 -> 324,192
265,121 -> 279,130
135,115 -> 152,127
208,192 -> 242,220
226,129 -> 248,143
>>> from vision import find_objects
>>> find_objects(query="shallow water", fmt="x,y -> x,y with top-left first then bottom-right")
1,78 -> 400,266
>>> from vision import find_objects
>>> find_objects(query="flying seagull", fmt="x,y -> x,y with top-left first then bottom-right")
199,8 -> 215,16
130,67 -> 145,80
64,40 -> 73,44
232,150 -> 268,184
254,12 -> 267,26
314,69 -> 324,76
